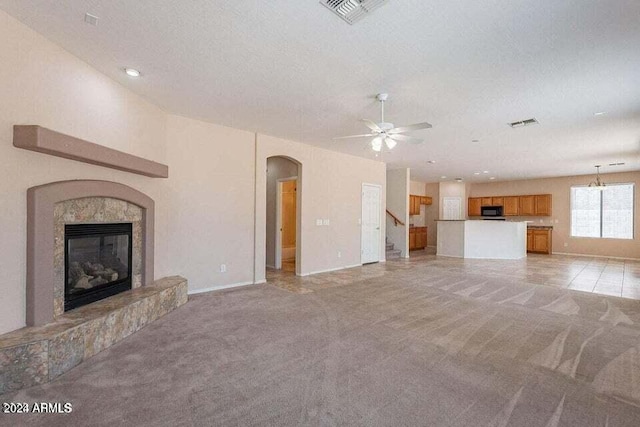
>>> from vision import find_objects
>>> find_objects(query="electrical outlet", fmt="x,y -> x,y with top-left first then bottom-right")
220,264 -> 226,273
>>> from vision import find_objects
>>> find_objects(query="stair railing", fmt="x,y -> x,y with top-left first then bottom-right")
386,210 -> 405,226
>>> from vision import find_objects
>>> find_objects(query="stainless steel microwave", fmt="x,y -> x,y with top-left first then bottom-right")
481,206 -> 503,217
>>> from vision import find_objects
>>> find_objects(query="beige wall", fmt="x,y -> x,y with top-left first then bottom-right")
0,11 -> 389,334
387,169 -> 410,256
164,115 -> 257,290
0,10 -> 170,334
255,134 -> 386,278
469,171 -> 640,259
266,157 -> 298,267
439,182 -> 468,219
424,182 -> 440,246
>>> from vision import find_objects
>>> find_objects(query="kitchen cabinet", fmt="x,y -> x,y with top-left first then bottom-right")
409,195 -> 433,216
519,195 -> 536,216
527,227 -> 552,254
503,196 -> 519,216
409,195 -> 421,215
492,197 -> 504,207
468,198 -> 482,216
535,194 -> 552,216
409,227 -> 428,250
468,194 -> 551,216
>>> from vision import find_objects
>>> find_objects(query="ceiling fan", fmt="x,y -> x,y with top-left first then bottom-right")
334,93 -> 432,151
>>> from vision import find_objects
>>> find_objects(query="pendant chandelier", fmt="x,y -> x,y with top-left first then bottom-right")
588,165 -> 607,190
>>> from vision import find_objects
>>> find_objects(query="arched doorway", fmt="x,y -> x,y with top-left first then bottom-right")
266,156 -> 301,274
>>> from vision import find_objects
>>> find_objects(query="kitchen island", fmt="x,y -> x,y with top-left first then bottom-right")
436,220 -> 527,259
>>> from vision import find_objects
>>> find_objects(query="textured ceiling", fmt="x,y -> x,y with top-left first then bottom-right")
2,0 -> 639,182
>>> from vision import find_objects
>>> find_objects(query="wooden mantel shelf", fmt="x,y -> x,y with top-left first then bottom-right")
13,125 -> 169,178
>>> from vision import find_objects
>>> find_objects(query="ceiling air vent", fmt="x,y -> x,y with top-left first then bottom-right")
508,118 -> 539,128
320,0 -> 388,25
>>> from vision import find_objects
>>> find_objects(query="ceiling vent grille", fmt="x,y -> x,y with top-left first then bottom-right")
508,118 -> 539,128
320,0 -> 388,25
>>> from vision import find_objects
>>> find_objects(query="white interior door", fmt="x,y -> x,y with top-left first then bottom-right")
361,184 -> 381,264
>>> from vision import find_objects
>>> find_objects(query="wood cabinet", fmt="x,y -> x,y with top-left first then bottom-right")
468,194 -> 551,217
409,195 -> 432,216
503,196 -> 519,216
468,198 -> 482,217
409,227 -> 428,250
409,195 -> 420,215
491,197 -> 504,207
519,195 -> 535,216
535,194 -> 552,216
527,227 -> 552,254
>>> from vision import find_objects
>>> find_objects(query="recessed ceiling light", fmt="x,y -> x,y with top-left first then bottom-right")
483,171 -> 489,174
474,172 -> 481,175
594,112 -> 606,116
440,176 -> 447,179
489,177 -> 496,180
124,68 -> 141,77
427,160 -> 436,164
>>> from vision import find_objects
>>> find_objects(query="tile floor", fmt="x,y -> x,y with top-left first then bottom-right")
267,250 -> 640,299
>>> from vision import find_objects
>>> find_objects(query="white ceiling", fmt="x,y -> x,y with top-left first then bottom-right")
2,0 -> 639,182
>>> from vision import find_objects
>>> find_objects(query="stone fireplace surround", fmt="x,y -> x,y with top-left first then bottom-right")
27,180 -> 155,327
0,180 -> 188,395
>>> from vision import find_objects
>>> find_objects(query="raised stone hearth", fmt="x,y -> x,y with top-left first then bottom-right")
0,276 -> 187,395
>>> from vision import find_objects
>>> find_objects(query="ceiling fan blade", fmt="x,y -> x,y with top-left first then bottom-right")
361,119 -> 382,132
389,134 -> 424,144
388,122 -> 432,134
333,133 -> 378,140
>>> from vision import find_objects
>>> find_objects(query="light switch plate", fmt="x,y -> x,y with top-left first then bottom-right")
323,219 -> 330,226
316,219 -> 323,226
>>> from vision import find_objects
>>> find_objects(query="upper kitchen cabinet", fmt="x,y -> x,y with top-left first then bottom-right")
409,195 -> 433,216
535,194 -> 552,216
468,194 -> 552,217
503,196 -> 519,216
519,195 -> 536,216
468,198 -> 482,216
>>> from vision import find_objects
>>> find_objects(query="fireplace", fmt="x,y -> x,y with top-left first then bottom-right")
64,223 -> 133,311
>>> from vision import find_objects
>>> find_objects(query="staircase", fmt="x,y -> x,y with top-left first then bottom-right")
386,238 -> 402,260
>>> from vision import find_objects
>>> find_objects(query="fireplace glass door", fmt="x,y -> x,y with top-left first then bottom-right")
65,223 -> 133,311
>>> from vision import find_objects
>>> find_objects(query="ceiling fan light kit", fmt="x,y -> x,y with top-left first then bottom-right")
334,93 -> 432,152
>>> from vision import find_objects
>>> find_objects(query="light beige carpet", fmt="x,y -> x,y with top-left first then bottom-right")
2,259 -> 640,426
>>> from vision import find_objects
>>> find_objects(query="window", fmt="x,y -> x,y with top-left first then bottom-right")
571,183 -> 634,239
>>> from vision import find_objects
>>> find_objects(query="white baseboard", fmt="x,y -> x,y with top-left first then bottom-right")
552,251 -> 640,261
188,280 -> 259,295
300,263 -> 362,277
